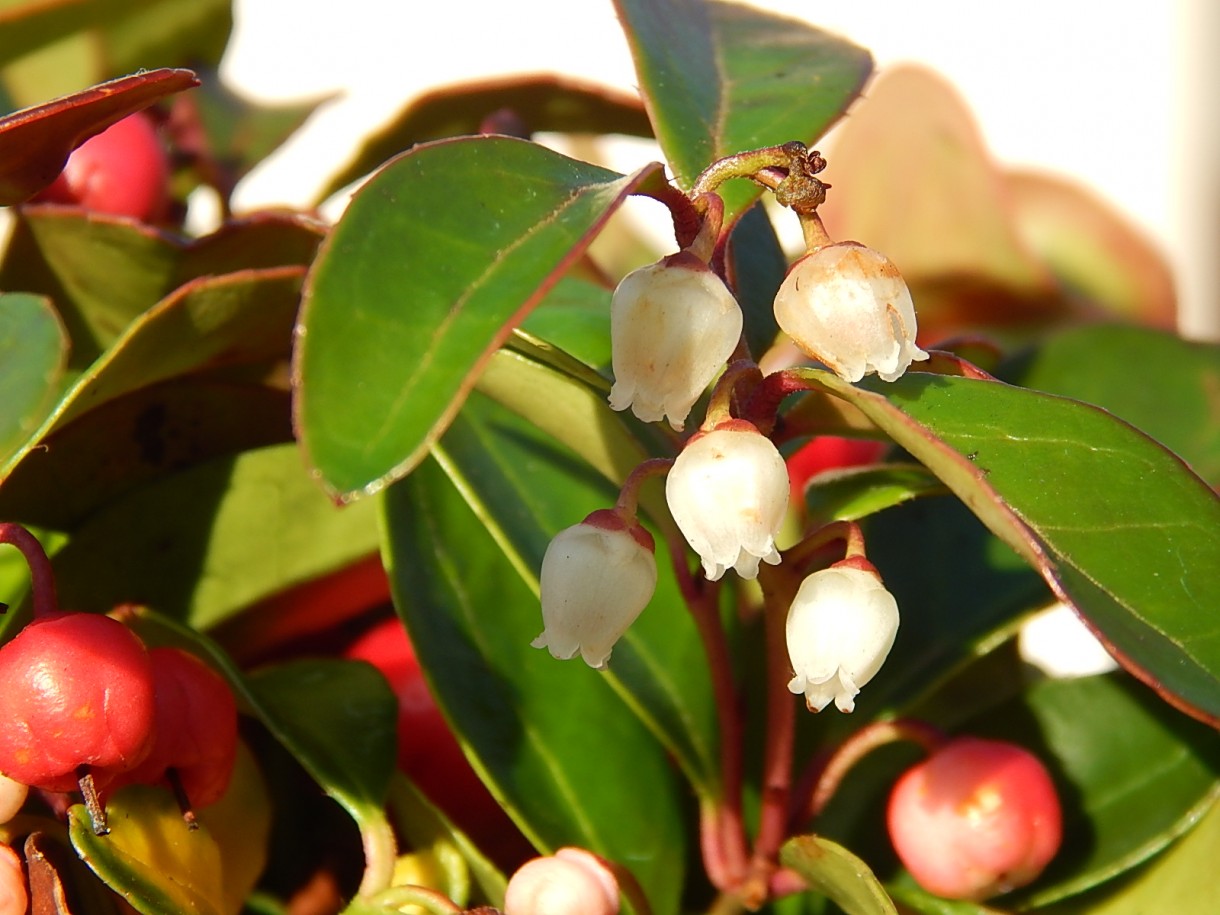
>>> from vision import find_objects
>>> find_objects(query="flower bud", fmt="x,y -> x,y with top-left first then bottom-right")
0,775 -> 27,826
665,421 -> 789,581
504,847 -> 620,915
887,737 -> 1062,900
532,511 -> 657,669
773,242 -> 929,383
786,564 -> 899,713
0,844 -> 26,915
608,252 -> 743,430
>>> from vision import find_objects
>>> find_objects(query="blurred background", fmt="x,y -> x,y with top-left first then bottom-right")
221,0 -> 1220,340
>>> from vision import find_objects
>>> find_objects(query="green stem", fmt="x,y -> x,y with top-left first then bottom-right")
368,885 -> 462,914
356,813 -> 399,898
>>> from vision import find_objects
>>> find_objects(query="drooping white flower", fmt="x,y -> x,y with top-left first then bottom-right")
665,421 -> 789,581
532,510 -> 656,670
504,847 -> 620,915
608,251 -> 743,430
786,563 -> 899,713
773,242 -> 929,383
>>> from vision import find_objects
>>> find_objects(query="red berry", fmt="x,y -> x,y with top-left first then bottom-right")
787,436 -> 886,501
114,647 -> 238,809
34,111 -> 170,221
0,613 -> 156,792
887,737 -> 1062,900
345,618 -> 531,866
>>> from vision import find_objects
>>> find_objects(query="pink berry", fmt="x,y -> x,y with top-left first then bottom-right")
887,737 -> 1062,900
34,111 -> 170,221
504,848 -> 620,915
0,844 -> 26,915
0,613 -> 156,793
114,647 -> 238,809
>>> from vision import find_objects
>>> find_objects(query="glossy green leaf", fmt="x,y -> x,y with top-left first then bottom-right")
1,1 -> 227,106
780,834 -> 898,915
802,463 -> 946,523
1,209 -> 322,369
0,209 -> 184,365
317,74 -> 653,202
1001,323 -> 1220,486
0,292 -> 66,463
808,369 -> 1220,726
435,391 -> 716,792
0,266 -> 303,490
727,201 -> 785,357
296,135 -> 666,499
382,454 -> 687,913
615,0 -> 871,220
50,442 -> 380,628
973,674 -> 1220,906
1037,801 -> 1220,915
0,68 -> 198,202
69,788 -> 226,915
519,276 -> 613,371
0,382 -> 292,531
245,659 -> 400,896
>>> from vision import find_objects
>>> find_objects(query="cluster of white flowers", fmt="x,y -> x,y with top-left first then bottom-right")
532,232 -> 916,712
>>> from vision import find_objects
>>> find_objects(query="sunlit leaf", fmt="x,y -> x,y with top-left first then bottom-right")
781,834 -> 897,915
0,292 -> 67,464
296,135 -> 666,499
615,0 -> 871,220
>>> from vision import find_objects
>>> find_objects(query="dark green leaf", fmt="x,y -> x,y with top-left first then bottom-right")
615,0 -> 871,219
807,370 -> 1220,727
1000,324 -> 1220,486
520,276 -> 613,371
0,266 -> 303,491
803,463 -> 946,523
296,135 -> 665,499
1036,801 -> 1220,915
317,74 -> 653,202
382,453 -> 687,913
973,674 -> 1220,906
0,292 -> 67,463
50,443 -> 380,629
780,834 -> 898,915
727,201 -> 785,357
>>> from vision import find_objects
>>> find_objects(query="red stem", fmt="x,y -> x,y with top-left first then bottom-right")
0,523 -> 58,619
665,534 -> 748,889
748,563 -> 801,878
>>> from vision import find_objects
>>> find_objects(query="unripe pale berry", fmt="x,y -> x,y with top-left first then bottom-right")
0,774 -> 27,826
112,647 -> 238,809
504,847 -> 620,915
887,737 -> 1062,900
0,613 -> 156,792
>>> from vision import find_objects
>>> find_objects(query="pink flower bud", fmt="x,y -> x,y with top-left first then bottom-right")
665,421 -> 789,581
773,242 -> 928,383
0,844 -> 25,915
504,847 -> 620,915
887,737 -> 1063,900
786,565 -> 899,713
608,252 -> 742,431
532,511 -> 657,669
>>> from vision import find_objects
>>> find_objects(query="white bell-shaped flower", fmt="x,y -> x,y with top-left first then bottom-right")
608,251 -> 743,430
665,420 -> 789,581
773,242 -> 929,383
786,563 -> 900,713
532,510 -> 656,670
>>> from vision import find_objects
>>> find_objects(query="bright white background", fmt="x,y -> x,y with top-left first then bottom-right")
221,0 -> 1220,340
